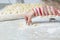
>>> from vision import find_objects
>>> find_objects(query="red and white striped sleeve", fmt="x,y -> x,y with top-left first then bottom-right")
32,5 -> 60,17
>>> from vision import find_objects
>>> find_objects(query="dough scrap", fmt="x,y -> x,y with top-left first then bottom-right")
19,21 -> 40,29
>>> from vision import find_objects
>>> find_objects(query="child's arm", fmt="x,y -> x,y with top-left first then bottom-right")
33,6 -> 60,16
24,10 -> 35,25
25,5 -> 60,25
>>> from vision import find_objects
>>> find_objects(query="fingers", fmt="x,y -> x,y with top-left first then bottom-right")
25,16 -> 32,25
25,16 -> 28,23
28,17 -> 32,25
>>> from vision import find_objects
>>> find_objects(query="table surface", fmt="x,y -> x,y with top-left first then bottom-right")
0,17 -> 60,40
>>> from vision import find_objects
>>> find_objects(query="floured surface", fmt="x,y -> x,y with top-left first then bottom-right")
18,19 -> 60,40
0,18 -> 60,40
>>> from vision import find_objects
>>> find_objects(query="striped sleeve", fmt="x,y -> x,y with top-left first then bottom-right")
32,7 -> 43,16
32,6 -> 60,17
53,7 -> 60,16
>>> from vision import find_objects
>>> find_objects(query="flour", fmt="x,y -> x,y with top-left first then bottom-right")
18,20 -> 41,30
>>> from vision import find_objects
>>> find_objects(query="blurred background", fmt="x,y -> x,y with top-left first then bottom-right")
0,0 -> 43,9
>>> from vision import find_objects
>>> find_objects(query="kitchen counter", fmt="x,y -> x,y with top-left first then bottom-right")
0,17 -> 60,40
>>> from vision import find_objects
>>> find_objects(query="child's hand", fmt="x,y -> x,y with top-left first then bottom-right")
24,10 -> 34,25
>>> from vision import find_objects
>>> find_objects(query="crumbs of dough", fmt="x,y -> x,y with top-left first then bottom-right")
19,21 -> 40,29
32,23 -> 40,27
19,22 -> 25,30
32,24 -> 38,26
